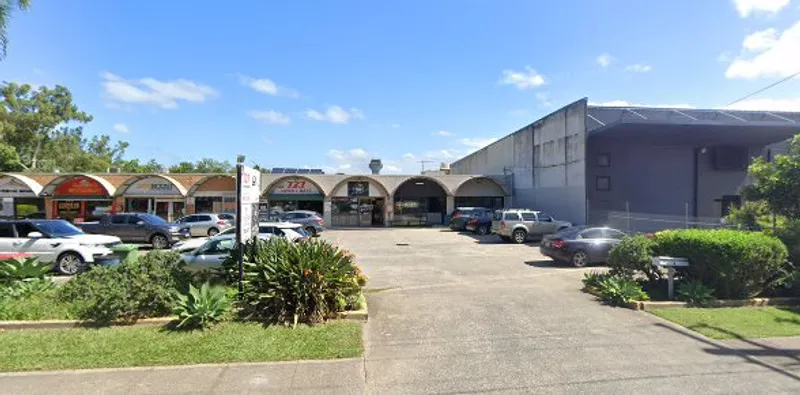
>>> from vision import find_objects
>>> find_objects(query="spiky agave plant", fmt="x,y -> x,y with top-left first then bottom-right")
173,282 -> 231,329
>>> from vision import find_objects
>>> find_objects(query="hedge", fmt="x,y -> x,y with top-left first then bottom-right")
652,229 -> 788,299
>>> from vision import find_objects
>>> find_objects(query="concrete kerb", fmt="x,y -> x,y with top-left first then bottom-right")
582,286 -> 800,311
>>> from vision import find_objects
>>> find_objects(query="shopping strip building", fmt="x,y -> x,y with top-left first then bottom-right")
449,98 -> 800,232
0,171 -> 511,227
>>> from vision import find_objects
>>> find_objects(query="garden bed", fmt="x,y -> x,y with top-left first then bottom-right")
650,306 -> 800,339
581,286 -> 800,311
0,321 -> 363,372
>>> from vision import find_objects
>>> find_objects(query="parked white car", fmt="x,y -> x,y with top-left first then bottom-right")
173,222 -> 308,253
181,233 -> 273,271
0,220 -> 121,275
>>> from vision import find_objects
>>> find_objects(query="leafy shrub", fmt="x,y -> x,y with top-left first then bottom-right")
596,275 -> 649,306
581,271 -> 613,289
225,237 -> 363,326
653,229 -> 788,299
677,280 -> 715,307
0,278 -> 55,299
58,251 -> 189,324
173,282 -> 231,329
0,289 -> 77,320
608,235 -> 659,281
0,257 -> 53,283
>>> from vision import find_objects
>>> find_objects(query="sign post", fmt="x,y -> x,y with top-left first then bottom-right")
236,164 -> 260,298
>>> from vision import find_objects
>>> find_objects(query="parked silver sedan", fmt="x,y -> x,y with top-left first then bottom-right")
173,213 -> 232,237
181,233 -> 272,271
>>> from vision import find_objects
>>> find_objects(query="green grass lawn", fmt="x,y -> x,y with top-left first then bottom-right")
651,307 -> 800,339
0,321 -> 363,372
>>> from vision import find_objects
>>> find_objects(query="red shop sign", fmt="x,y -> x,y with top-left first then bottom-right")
54,176 -> 107,197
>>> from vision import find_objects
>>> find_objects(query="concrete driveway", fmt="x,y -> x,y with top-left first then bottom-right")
326,228 -> 800,394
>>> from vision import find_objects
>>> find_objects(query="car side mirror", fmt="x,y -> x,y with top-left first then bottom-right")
27,231 -> 44,238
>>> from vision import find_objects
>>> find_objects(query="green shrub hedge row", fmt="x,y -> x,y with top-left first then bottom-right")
609,229 -> 789,300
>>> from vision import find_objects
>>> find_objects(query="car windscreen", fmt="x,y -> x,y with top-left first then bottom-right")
140,214 -> 167,225
32,221 -> 84,237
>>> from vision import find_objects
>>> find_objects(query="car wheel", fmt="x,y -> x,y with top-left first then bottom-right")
151,234 -> 169,249
571,250 -> 589,267
305,226 -> 317,237
207,228 -> 219,237
512,229 -> 527,244
478,225 -> 489,236
56,252 -> 84,275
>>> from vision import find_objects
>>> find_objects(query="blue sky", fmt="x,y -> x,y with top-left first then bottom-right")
1,0 -> 799,173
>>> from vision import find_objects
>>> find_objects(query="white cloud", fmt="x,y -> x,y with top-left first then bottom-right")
237,74 -> 298,98
249,110 -> 291,125
536,92 -> 552,107
596,53 -> 614,68
349,148 -> 369,159
433,130 -> 453,137
385,164 -> 402,172
625,64 -> 652,73
724,97 -> 800,111
726,21 -> 800,79
402,153 -> 416,160
306,105 -> 364,124
499,66 -> 546,89
101,72 -> 217,109
327,149 -> 346,161
112,123 -> 129,133
732,0 -> 791,17
589,100 -> 695,109
742,28 -> 778,52
459,137 -> 498,148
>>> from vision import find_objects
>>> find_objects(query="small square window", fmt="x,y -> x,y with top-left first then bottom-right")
596,176 -> 611,191
597,153 -> 610,167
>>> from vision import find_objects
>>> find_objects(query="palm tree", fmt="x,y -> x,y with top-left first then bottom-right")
0,0 -> 31,60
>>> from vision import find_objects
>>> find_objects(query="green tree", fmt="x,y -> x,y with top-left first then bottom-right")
0,0 -> 30,60
0,82 -> 94,170
0,140 -> 22,171
743,135 -> 800,220
116,158 -> 164,173
168,161 -> 196,173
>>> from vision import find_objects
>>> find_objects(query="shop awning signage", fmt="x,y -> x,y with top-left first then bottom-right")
0,177 -> 36,197
126,177 -> 180,196
270,179 -> 320,195
54,177 -> 108,197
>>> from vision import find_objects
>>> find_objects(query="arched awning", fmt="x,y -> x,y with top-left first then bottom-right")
0,173 -> 44,196
453,176 -> 509,196
41,174 -> 116,197
329,176 -> 390,198
391,176 -> 453,196
186,174 -> 236,196
115,174 -> 188,197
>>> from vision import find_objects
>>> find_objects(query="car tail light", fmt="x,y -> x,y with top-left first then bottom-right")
216,220 -> 227,226
315,217 -> 324,225
468,219 -> 476,225
551,240 -> 566,249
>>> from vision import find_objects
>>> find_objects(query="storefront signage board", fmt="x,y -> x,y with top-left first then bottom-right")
0,177 -> 36,197
271,179 -> 320,195
126,177 -> 180,196
54,177 -> 107,197
347,181 -> 369,197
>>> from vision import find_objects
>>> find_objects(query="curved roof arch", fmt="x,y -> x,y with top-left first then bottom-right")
391,176 -> 453,196
41,173 -> 117,196
263,175 -> 327,196
0,173 -> 44,195
114,174 -> 188,197
186,174 -> 236,196
453,176 -> 509,196
329,176 -> 390,197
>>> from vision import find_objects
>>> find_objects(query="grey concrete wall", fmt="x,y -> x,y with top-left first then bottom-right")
587,134 -> 765,221
450,99 -> 589,224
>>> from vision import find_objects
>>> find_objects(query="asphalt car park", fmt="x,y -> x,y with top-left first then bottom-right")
323,228 -> 800,393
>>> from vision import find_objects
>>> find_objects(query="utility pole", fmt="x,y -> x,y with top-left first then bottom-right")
419,160 -> 435,174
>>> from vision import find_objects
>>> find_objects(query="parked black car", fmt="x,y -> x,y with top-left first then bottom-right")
539,227 -> 627,267
465,210 -> 493,235
449,207 -> 492,231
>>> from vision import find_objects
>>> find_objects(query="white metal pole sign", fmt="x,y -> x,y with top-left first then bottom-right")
236,165 -> 261,242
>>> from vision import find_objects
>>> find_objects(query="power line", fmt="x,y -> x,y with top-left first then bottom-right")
725,70 -> 800,107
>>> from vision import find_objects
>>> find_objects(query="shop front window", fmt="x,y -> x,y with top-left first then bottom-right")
14,198 -> 45,219
85,201 -> 113,222
127,198 -> 150,213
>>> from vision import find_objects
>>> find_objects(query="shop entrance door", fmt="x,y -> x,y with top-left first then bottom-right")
155,201 -> 170,220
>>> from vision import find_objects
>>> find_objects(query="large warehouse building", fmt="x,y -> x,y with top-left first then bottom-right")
450,98 -> 800,231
